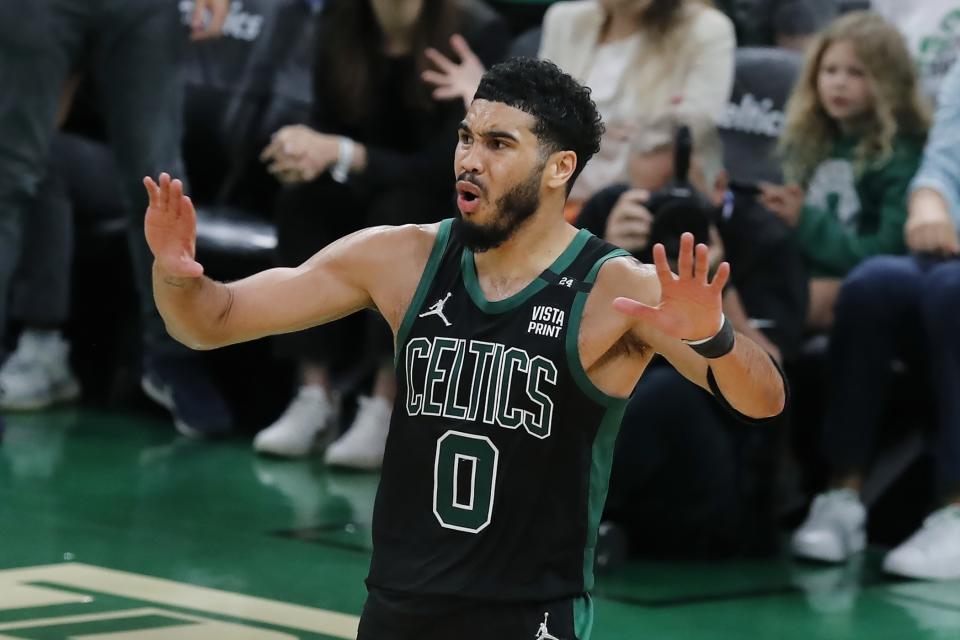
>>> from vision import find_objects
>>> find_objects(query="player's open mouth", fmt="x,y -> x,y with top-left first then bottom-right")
456,181 -> 482,200
456,181 -> 483,214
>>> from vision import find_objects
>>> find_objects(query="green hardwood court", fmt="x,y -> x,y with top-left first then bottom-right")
1,409 -> 958,639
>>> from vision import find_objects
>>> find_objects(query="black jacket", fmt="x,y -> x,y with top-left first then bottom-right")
310,0 -> 510,193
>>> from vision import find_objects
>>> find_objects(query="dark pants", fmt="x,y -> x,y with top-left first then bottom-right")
357,588 -> 591,640
604,362 -> 777,556
0,0 -> 186,355
10,163 -> 73,327
272,176 -> 450,370
824,255 -> 960,494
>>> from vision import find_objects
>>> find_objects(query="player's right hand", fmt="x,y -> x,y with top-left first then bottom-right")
143,173 -> 204,279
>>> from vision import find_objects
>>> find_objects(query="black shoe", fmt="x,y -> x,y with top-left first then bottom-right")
141,355 -> 233,438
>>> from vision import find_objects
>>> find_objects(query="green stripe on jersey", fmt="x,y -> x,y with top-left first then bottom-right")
460,228 -> 591,313
394,219 -> 453,365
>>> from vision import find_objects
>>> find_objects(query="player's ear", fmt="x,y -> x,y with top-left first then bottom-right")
545,150 -> 577,190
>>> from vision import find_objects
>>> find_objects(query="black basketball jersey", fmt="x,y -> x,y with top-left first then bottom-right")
366,218 -> 632,602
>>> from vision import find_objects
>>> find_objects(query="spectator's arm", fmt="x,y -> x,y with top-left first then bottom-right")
910,59 -> 960,224
677,8 -> 736,117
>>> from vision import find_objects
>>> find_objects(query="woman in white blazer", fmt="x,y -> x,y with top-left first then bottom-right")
424,0 -> 735,206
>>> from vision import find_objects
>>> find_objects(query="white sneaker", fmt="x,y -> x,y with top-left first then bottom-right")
324,395 -> 391,471
883,505 -> 960,580
253,386 -> 338,458
792,489 -> 867,562
0,331 -> 80,410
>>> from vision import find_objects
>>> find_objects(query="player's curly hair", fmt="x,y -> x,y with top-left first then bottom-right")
474,57 -> 605,194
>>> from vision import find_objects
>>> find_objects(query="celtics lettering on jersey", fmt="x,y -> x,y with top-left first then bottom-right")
404,336 -> 558,439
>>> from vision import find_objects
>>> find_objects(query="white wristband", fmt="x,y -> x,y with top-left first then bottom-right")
682,314 -> 726,346
331,137 -> 354,183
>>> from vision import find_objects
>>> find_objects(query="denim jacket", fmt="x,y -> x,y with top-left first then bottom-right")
911,59 -> 960,237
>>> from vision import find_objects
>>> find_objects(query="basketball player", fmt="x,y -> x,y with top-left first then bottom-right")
144,58 -> 785,639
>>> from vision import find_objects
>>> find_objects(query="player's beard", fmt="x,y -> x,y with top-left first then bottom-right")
459,163 -> 543,253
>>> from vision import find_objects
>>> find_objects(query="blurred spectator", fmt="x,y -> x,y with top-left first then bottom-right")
578,115 -> 803,558
578,113 -> 806,360
0,0 -> 234,436
872,0 -> 960,104
791,59 -> 960,581
0,1 -> 308,417
423,0 -> 736,206
252,0 -> 509,466
0,77 -> 81,411
761,11 -> 929,330
718,0 -> 838,52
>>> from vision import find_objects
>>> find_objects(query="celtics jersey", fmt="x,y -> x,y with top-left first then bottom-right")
366,218 -> 631,602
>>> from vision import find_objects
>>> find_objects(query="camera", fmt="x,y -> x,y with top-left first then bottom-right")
634,125 -> 716,263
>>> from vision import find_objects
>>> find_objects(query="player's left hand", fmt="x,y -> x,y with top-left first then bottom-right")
613,232 -> 730,342
191,0 -> 230,41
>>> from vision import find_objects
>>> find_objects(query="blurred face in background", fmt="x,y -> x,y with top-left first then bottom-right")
816,39 -> 874,125
627,144 -> 721,205
369,0 -> 424,35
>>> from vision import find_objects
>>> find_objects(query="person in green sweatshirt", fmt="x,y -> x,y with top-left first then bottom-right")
760,11 -> 930,330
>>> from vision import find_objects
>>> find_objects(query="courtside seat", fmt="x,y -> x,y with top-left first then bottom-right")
718,46 -> 801,187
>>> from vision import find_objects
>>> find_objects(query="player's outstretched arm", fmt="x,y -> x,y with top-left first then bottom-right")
144,173 -> 427,350
614,233 -> 786,420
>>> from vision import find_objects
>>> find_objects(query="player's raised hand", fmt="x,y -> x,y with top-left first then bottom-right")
613,232 -> 729,342
143,173 -> 204,279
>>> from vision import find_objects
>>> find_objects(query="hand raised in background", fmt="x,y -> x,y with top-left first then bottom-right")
143,173 -> 204,279
422,35 -> 485,109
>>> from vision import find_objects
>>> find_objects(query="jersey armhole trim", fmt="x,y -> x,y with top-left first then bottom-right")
394,218 -> 453,364
564,249 -> 633,408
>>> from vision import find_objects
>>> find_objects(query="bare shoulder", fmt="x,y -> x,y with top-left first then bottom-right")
575,256 -> 660,398
347,221 -> 441,263
592,255 -> 660,311
337,221 -> 446,333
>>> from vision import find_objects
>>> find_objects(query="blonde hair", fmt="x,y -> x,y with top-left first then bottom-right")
778,11 -> 930,184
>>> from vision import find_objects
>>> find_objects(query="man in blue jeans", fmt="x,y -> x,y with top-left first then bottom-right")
792,59 -> 960,580
0,0 -> 232,435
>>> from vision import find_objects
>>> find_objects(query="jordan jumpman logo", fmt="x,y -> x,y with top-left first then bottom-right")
535,612 -> 561,640
419,292 -> 452,327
